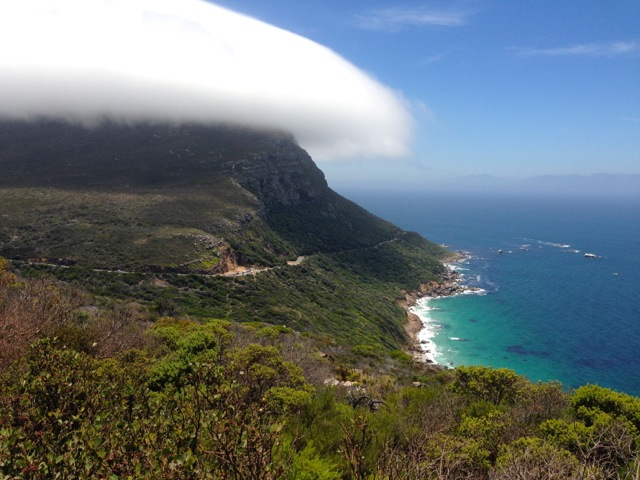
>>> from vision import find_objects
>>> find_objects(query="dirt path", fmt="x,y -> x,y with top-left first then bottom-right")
287,256 -> 305,266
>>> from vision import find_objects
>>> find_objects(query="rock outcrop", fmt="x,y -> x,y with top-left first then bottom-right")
0,120 -> 326,208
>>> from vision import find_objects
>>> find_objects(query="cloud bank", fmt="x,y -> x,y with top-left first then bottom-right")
0,0 -> 413,161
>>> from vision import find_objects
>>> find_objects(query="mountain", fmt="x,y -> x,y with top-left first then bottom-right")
521,173 -> 640,196
0,119 -> 447,350
411,173 -> 640,196
0,120 -> 398,268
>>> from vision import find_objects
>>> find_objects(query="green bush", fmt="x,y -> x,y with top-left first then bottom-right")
452,365 -> 524,406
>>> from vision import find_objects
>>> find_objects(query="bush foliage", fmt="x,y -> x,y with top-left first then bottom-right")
3,261 -> 640,479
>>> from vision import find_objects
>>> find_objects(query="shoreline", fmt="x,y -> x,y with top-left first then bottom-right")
403,252 -> 475,365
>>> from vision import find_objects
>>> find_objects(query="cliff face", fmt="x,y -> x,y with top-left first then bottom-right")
227,148 -> 327,207
0,120 -> 327,207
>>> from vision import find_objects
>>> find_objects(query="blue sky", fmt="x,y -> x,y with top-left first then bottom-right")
213,0 -> 640,189
1,0 -> 638,191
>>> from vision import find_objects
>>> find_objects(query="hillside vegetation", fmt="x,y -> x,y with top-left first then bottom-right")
0,119 -> 447,352
4,120 -> 639,478
2,264 -> 640,479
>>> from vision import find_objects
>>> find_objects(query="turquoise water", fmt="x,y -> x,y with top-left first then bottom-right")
344,191 -> 640,395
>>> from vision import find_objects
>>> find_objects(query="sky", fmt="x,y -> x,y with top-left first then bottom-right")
1,0 -> 639,191
211,0 -> 640,190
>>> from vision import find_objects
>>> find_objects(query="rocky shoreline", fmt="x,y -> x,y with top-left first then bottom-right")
402,253 -> 475,364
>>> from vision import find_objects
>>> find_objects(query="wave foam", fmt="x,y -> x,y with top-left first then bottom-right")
410,255 -> 490,365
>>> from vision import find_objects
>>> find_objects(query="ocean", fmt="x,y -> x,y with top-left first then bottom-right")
344,191 -> 640,396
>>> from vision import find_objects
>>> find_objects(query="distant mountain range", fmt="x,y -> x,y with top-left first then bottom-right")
430,173 -> 640,196
521,173 -> 640,194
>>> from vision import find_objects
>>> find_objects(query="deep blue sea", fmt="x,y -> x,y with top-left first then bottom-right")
344,191 -> 640,396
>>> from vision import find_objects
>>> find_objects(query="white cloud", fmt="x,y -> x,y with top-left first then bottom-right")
0,0 -> 413,161
511,41 -> 639,58
356,7 -> 470,32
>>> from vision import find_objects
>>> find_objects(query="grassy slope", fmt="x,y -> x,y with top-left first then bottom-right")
0,184 -> 259,269
3,267 -> 638,480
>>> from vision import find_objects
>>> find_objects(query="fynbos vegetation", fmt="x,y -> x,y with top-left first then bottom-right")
2,122 -> 639,478
2,263 -> 640,479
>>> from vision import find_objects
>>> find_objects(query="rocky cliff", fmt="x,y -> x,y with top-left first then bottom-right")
0,120 -> 326,205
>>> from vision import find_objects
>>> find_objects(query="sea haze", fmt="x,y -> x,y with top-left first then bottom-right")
344,190 -> 640,395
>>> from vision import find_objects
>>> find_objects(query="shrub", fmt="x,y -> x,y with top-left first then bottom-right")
452,365 -> 524,406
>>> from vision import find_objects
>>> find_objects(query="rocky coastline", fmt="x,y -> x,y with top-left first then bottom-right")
402,253 -> 474,364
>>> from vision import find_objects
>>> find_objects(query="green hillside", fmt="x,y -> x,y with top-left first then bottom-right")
0,119 -> 447,350
2,265 -> 640,479
2,120 -> 640,478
